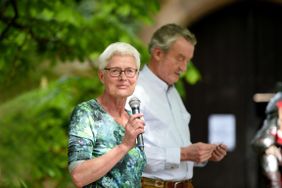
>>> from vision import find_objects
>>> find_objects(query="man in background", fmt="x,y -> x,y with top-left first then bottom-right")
129,23 -> 228,188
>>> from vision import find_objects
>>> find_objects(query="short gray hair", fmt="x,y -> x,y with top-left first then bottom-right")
96,42 -> 140,70
148,23 -> 197,54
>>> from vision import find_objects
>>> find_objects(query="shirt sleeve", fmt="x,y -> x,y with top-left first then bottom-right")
144,146 -> 181,172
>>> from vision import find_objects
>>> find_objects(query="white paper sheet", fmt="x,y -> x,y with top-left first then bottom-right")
208,114 -> 236,151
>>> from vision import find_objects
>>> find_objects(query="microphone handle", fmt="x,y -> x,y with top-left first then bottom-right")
137,133 -> 144,151
131,107 -> 144,151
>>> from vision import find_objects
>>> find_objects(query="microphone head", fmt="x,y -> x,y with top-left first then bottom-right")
129,97 -> 140,109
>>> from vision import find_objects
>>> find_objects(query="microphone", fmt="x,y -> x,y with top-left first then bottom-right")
129,97 -> 144,151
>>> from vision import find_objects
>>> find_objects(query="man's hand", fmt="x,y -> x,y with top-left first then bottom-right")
181,142 -> 216,163
209,144 -> 228,162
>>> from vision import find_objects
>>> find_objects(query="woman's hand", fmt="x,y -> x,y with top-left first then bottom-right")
122,113 -> 145,150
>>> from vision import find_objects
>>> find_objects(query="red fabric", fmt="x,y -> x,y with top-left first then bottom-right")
276,101 -> 282,108
276,130 -> 282,146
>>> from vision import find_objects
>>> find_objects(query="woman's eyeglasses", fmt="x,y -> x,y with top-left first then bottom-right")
104,67 -> 138,78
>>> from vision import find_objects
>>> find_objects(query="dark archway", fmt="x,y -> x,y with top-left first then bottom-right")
186,1 -> 282,187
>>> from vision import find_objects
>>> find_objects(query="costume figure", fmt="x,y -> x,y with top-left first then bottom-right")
252,92 -> 282,188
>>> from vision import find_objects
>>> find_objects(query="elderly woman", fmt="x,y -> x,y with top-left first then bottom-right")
68,42 -> 146,188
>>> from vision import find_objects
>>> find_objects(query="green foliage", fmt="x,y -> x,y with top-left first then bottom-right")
185,62 -> 201,85
0,76 -> 103,187
0,0 -> 159,100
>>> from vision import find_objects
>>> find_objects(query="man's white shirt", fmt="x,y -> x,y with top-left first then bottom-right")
127,65 -> 194,181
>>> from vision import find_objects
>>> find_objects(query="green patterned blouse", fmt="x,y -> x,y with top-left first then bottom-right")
68,99 -> 146,188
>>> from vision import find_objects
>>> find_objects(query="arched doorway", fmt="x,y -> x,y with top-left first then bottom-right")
186,1 -> 282,187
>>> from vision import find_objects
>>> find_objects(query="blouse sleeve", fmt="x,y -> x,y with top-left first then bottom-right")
68,104 -> 95,170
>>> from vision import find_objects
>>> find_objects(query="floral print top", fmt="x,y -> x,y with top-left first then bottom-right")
68,99 -> 146,188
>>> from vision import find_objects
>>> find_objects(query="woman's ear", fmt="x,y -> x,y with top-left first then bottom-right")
98,70 -> 105,84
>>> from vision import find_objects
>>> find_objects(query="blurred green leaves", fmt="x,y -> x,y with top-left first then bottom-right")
185,61 -> 201,85
0,77 -> 103,187
0,0 -> 159,98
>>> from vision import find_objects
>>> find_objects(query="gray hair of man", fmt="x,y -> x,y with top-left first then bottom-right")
96,42 -> 141,70
148,23 -> 197,54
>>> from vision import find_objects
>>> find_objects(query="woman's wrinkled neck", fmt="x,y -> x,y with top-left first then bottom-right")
97,93 -> 126,117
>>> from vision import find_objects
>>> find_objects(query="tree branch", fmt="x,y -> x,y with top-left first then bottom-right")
0,0 -> 18,42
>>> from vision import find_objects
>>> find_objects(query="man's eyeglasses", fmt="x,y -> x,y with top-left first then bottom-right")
104,67 -> 138,78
